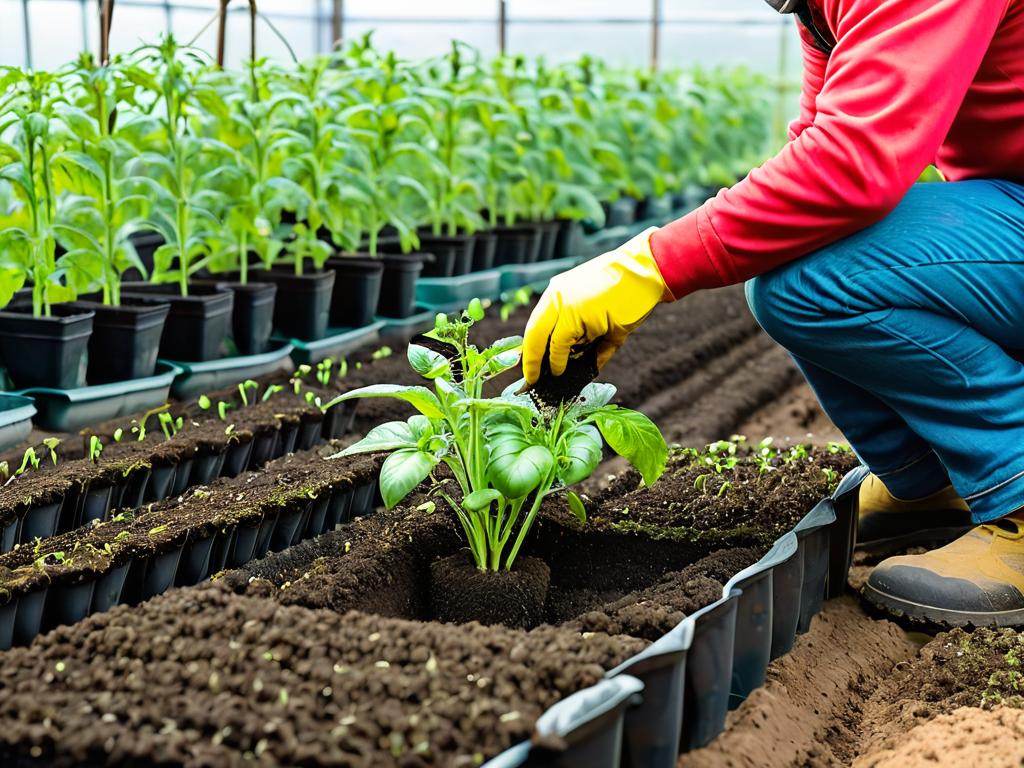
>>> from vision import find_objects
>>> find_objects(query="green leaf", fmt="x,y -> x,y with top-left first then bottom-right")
407,343 -> 451,380
379,449 -> 436,509
558,425 -> 603,485
467,297 -> 485,321
333,420 -> 418,457
322,384 -> 444,419
566,491 -> 587,523
463,488 -> 502,512
592,407 -> 668,487
487,435 -> 553,500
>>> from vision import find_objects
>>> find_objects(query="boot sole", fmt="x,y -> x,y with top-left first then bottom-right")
855,525 -> 974,559
863,581 -> 1024,630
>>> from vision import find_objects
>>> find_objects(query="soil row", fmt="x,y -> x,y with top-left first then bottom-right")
0,444 -> 381,648
0,439 -> 848,765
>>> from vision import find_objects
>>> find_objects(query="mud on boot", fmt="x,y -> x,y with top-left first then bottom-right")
864,512 -> 1024,629
857,473 -> 973,558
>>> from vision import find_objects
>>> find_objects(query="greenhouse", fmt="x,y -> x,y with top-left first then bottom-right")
0,1 -> 1021,766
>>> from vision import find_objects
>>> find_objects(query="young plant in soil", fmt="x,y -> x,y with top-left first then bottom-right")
325,298 -> 668,573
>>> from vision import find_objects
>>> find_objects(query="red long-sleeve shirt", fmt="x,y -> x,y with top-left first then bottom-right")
650,0 -> 1024,298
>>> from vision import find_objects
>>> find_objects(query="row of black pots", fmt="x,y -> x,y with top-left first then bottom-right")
0,400 -> 358,556
0,471 -> 380,649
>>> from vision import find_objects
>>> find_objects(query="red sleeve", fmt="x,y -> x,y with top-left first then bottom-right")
788,24 -> 828,141
650,0 -> 1009,298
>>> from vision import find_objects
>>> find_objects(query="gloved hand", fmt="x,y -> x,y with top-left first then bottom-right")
522,227 -> 674,385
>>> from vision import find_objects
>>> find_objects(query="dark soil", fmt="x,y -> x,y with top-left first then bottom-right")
430,553 -> 551,629
589,444 -> 859,547
0,582 -> 646,767
0,445 -> 380,602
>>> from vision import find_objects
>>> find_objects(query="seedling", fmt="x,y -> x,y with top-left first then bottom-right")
113,428 -> 124,443
157,411 -> 184,441
500,287 -> 533,322
217,401 -> 232,421
88,435 -> 103,464
304,391 -> 321,408
371,346 -> 393,361
262,384 -> 284,402
291,364 -> 312,395
238,379 -> 259,407
42,437 -> 60,465
16,447 -> 40,476
316,358 -> 334,387
326,299 -> 667,572
198,395 -> 212,410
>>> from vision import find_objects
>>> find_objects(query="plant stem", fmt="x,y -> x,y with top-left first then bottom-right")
504,475 -> 554,571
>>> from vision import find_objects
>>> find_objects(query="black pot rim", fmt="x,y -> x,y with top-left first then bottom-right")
326,256 -> 386,274
68,298 -> 172,322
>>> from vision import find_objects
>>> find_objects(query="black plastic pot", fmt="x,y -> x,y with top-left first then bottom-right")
537,221 -> 560,261
417,233 -> 476,276
91,561 -> 130,613
19,501 -> 62,543
297,415 -> 324,451
0,304 -> 94,389
171,457 -> 194,497
120,283 -> 234,362
493,224 -> 543,266
322,400 -> 358,440
378,254 -> 425,319
178,534 -> 215,586
254,511 -> 278,560
222,438 -> 254,478
190,449 -> 226,486
126,231 -> 164,280
227,519 -> 260,568
553,219 -> 583,260
253,268 -> 335,341
326,256 -> 385,328
47,580 -> 94,630
270,502 -> 305,552
606,197 -> 640,228
142,546 -> 184,601
69,297 -> 170,384
209,279 -> 278,356
145,464 -> 177,503
325,487 -> 353,530
473,232 -> 498,271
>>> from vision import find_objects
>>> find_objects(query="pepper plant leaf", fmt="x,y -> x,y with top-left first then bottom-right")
591,406 -> 668,487
379,448 -> 437,509
558,424 -> 603,485
407,343 -> 451,379
332,420 -> 418,457
322,384 -> 444,419
487,436 -> 554,500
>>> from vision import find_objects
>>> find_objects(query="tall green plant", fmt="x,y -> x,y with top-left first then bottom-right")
325,301 -> 667,572
133,35 -> 230,295
0,68 -> 75,316
53,52 -> 156,305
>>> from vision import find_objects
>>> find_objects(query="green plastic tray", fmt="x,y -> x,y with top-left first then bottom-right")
380,308 -> 436,343
0,395 -> 35,450
167,341 -> 295,400
416,270 -> 503,312
14,362 -> 181,432
288,321 -> 386,366
498,256 -> 579,293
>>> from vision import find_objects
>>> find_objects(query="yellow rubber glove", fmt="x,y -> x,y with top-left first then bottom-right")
522,227 -> 674,385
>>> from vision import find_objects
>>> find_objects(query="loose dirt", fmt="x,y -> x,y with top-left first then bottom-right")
737,381 -> 844,447
679,596 -> 921,768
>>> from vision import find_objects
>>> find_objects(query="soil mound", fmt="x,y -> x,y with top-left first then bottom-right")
679,596 -> 919,768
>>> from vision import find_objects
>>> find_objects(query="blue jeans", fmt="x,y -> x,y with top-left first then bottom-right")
746,180 -> 1024,523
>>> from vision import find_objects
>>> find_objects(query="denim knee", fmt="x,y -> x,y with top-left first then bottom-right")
744,267 -> 814,350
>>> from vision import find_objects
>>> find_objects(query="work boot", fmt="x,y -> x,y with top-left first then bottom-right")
864,512 -> 1024,628
857,473 -> 972,558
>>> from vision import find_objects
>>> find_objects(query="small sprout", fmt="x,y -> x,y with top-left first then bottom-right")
304,391 -> 321,407
55,661 -> 66,674
198,395 -> 212,410
157,412 -> 179,441
338,358 -> 349,379
225,424 -> 236,438
371,345 -> 393,361
113,428 -> 124,443
0,461 -> 9,482
148,524 -> 168,536
42,437 -> 61,464
238,379 -> 259,407
415,501 -> 436,514
217,401 -> 232,421
262,384 -> 284,402
316,358 -> 334,387
717,481 -> 733,498
88,435 -> 103,464
16,447 -> 39,476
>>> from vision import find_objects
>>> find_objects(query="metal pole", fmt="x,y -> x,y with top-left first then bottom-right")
100,0 -> 114,64
21,0 -> 32,68
331,0 -> 343,49
650,0 -> 661,71
498,0 -> 506,56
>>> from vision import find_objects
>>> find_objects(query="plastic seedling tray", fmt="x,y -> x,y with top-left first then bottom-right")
485,676 -> 644,768
498,255 -> 579,293
379,307 -> 436,343
485,469 -> 870,767
288,320 -> 386,366
167,341 -> 294,400
0,394 -> 35,451
605,622 -> 693,768
12,362 -> 180,432
415,269 -> 503,312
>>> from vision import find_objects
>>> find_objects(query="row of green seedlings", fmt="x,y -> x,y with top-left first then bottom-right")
687,435 -> 853,498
